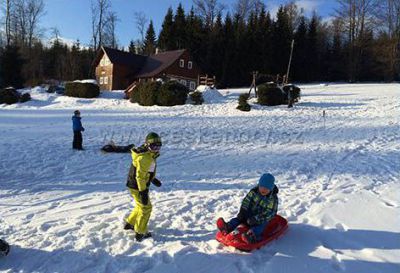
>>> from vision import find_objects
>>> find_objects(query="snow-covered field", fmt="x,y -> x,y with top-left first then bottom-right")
0,83 -> 399,273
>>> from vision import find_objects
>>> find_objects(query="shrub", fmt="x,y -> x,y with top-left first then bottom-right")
65,82 -> 100,98
236,93 -> 251,111
130,80 -> 189,107
19,92 -> 31,103
0,87 -> 20,104
189,91 -> 204,105
257,83 -> 286,106
138,81 -> 161,106
47,85 -> 57,93
157,81 -> 189,106
282,84 -> 301,102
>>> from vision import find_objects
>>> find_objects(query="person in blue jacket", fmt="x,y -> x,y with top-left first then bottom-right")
72,110 -> 85,150
217,173 -> 279,244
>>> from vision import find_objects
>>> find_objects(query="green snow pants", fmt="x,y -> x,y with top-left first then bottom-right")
125,188 -> 152,234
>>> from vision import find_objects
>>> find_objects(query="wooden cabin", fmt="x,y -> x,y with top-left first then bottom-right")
93,47 -> 202,92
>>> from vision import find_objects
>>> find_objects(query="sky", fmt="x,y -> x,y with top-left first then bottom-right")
41,0 -> 339,47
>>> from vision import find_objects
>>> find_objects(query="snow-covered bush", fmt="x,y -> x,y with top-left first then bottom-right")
237,93 -> 251,111
189,91 -> 204,105
257,83 -> 286,106
65,82 -> 100,98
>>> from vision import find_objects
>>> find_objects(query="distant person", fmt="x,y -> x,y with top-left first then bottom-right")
72,110 -> 85,150
0,239 -> 10,256
217,173 -> 279,244
124,132 -> 163,241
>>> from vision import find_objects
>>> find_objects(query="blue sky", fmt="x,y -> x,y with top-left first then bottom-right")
42,0 -> 338,47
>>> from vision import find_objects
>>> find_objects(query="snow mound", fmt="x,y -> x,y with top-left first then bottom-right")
195,85 -> 224,103
73,79 -> 98,85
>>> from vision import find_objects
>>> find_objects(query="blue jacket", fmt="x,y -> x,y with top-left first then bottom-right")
72,116 -> 84,132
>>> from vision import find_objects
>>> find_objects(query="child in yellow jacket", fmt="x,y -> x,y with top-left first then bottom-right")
124,132 -> 162,241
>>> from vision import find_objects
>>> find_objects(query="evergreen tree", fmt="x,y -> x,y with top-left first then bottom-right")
128,40 -> 136,53
292,16 -> 308,82
1,45 -> 25,88
220,13 -> 236,87
205,13 -> 224,81
143,20 -> 157,55
173,4 -> 187,49
185,7 -> 206,66
158,7 -> 175,50
271,6 -> 292,76
306,13 -> 319,82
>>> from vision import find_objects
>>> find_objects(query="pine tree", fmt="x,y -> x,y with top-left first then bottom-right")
306,13 -> 319,82
205,13 -> 224,81
220,13 -> 235,87
271,6 -> 292,76
143,20 -> 157,55
174,4 -> 187,49
292,16 -> 308,82
128,40 -> 136,53
158,7 -> 175,50
1,45 -> 25,88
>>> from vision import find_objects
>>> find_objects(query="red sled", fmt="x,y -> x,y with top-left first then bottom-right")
215,215 -> 288,252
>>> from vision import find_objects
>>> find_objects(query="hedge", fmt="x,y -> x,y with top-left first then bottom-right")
257,83 -> 286,106
130,80 -> 189,107
65,82 -> 100,98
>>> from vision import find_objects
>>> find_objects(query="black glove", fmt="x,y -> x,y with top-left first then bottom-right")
237,208 -> 248,222
247,217 -> 257,226
151,178 -> 162,187
139,189 -> 149,205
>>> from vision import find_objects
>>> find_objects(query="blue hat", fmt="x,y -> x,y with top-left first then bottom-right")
259,173 -> 275,190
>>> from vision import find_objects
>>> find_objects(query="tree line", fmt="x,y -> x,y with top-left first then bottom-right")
1,0 -> 399,89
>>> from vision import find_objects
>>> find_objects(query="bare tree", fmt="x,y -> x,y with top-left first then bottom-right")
335,0 -> 380,81
134,11 -> 148,42
5,0 -> 12,46
8,0 -> 44,48
103,11 -> 119,48
193,0 -> 225,28
90,0 -> 110,50
376,0 -> 400,80
26,0 -> 45,48
233,0 -> 264,20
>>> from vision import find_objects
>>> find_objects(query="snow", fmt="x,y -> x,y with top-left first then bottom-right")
195,85 -> 224,103
0,83 -> 399,273
73,79 -> 98,85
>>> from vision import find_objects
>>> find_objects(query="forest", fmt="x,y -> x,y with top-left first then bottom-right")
0,0 -> 399,88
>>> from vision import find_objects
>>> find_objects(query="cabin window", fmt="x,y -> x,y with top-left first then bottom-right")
179,59 -> 185,68
99,77 -> 104,84
104,76 -> 108,84
181,79 -> 187,86
188,61 -> 193,69
190,81 -> 196,90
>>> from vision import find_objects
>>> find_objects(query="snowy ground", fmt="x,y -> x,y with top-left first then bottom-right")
0,83 -> 399,273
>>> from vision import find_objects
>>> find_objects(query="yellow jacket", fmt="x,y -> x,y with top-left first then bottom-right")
126,146 -> 158,191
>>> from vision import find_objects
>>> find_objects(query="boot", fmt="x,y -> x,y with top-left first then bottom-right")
135,232 -> 152,242
123,222 -> 135,231
217,217 -> 232,234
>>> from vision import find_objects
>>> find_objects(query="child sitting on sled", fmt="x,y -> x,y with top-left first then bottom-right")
217,173 -> 279,244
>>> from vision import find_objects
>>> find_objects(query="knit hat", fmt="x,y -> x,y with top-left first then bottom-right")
258,173 -> 275,190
